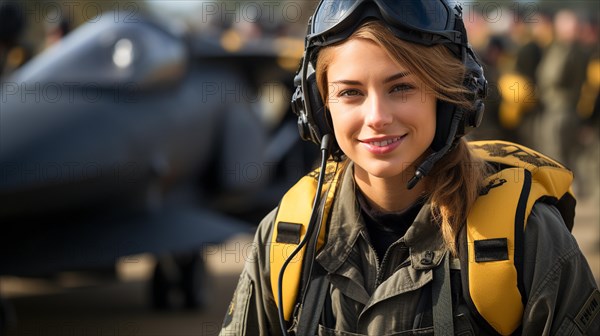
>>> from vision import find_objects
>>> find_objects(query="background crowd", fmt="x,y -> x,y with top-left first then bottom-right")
2,0 -> 598,201
463,4 -> 599,202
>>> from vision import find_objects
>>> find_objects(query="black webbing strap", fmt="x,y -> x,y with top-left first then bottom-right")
432,252 -> 454,336
295,262 -> 330,336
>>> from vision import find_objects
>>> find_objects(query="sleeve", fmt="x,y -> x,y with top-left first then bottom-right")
220,208 -> 285,336
521,203 -> 600,335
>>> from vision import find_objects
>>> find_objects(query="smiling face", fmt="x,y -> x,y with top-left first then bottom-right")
325,38 -> 437,182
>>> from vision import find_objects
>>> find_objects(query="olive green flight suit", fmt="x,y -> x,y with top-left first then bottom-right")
220,164 -> 600,335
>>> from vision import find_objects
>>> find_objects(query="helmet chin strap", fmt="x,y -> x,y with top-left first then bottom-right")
407,108 -> 464,190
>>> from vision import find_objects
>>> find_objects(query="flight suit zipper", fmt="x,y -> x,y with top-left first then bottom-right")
361,231 -> 382,289
376,241 -> 408,286
361,231 -> 411,289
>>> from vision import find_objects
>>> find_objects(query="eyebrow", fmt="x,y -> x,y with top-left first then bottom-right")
383,71 -> 411,84
329,71 -> 412,85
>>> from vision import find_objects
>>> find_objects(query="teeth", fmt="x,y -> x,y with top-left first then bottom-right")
370,137 -> 401,147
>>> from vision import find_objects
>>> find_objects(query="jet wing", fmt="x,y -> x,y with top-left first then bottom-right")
0,206 -> 254,277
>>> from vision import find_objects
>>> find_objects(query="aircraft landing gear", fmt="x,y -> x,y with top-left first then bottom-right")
150,252 -> 209,310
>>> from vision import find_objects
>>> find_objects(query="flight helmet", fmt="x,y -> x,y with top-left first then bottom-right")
291,0 -> 487,186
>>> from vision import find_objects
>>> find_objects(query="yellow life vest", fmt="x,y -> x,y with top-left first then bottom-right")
269,140 -> 575,335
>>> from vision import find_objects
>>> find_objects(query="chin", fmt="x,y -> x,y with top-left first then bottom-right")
359,159 -> 413,180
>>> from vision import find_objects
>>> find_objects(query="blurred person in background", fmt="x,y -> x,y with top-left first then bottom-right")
462,9 -> 505,142
514,10 -> 554,150
574,13 -> 600,201
477,35 -> 510,141
44,12 -> 71,50
0,1 -> 31,79
495,10 -> 551,149
536,9 -> 589,170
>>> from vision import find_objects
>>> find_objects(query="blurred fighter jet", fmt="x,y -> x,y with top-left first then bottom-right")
0,9 -> 314,323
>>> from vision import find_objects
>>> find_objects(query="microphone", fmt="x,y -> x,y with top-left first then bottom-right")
407,109 -> 463,190
320,133 -> 333,152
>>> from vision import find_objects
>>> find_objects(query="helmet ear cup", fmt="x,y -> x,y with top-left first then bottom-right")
470,100 -> 485,128
292,84 -> 312,142
306,71 -> 345,160
431,47 -> 487,151
291,60 -> 344,160
431,101 -> 456,151
292,67 -> 325,145
292,62 -> 333,145
463,50 -> 487,130
306,71 -> 333,138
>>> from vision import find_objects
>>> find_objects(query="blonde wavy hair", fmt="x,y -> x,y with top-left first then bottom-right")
315,21 -> 489,255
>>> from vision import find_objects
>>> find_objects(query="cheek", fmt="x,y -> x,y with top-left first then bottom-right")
329,110 -> 356,151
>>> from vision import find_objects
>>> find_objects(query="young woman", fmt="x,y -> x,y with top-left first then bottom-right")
220,1 -> 599,335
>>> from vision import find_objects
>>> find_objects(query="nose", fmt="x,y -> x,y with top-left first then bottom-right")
365,94 -> 393,129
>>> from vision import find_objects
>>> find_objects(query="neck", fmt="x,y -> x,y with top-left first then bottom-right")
354,167 -> 427,213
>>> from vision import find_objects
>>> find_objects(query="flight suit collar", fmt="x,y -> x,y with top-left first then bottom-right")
315,162 -> 448,273
404,204 -> 447,270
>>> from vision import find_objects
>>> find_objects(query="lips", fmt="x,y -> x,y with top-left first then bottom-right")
360,135 -> 406,154
367,136 -> 403,147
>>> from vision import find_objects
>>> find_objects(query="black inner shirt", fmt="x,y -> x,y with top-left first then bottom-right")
356,190 -> 425,262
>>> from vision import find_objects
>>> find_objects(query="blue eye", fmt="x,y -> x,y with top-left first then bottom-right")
391,84 -> 415,93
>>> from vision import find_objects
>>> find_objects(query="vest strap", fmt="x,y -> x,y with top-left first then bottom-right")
432,252 -> 454,336
270,160 -> 345,321
296,262 -> 330,336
